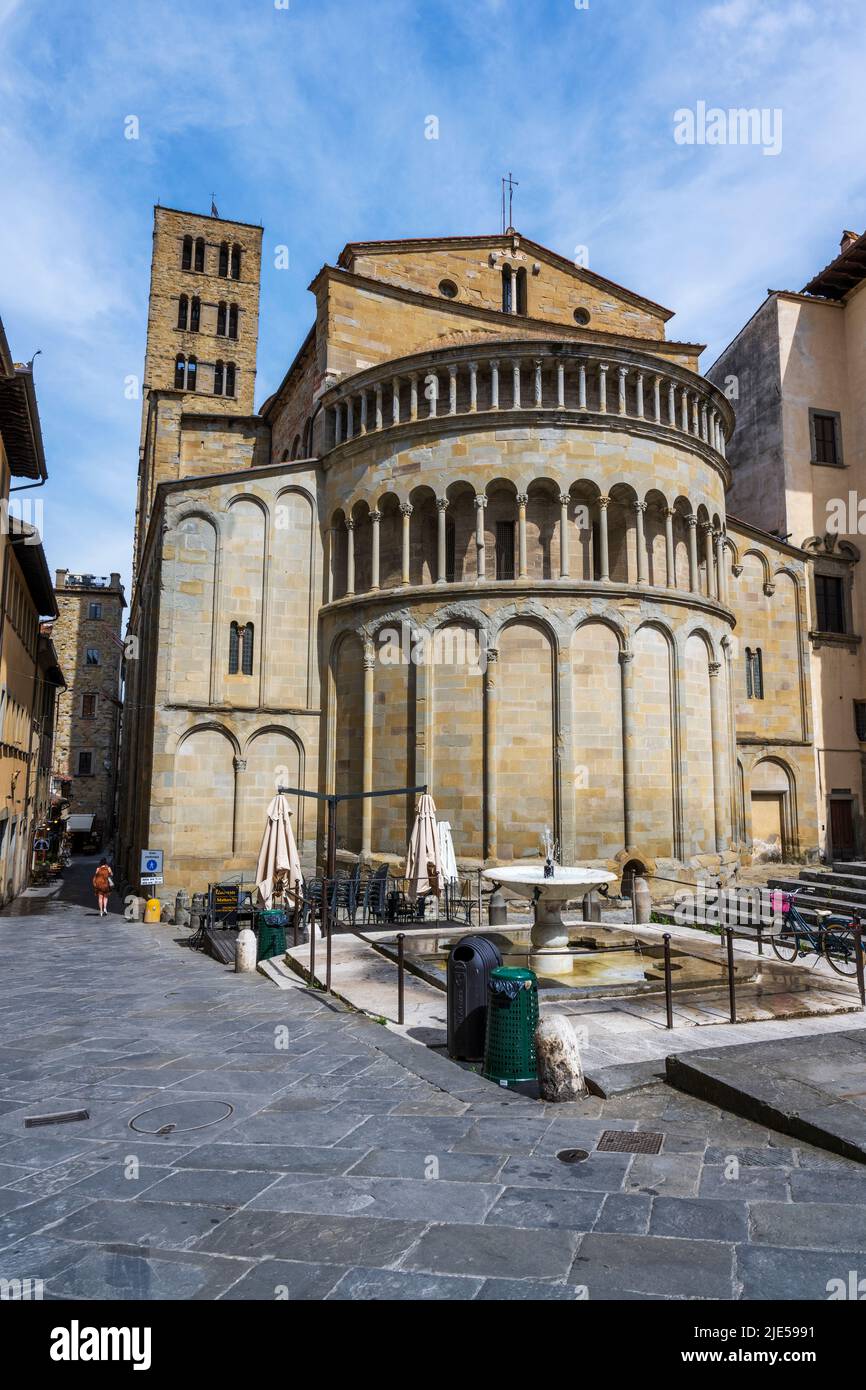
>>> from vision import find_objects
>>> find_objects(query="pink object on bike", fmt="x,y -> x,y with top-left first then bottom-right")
770,890 -> 790,914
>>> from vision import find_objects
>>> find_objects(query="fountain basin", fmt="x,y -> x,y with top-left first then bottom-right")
484,865 -> 616,975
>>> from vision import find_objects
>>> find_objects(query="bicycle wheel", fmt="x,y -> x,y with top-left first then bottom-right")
823,920 -> 861,977
771,926 -> 799,963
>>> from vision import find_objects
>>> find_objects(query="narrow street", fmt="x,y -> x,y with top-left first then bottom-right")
1,862 -> 865,1300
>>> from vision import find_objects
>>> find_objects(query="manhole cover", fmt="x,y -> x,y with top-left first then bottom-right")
596,1129 -> 663,1155
129,1100 -> 234,1136
556,1148 -> 589,1164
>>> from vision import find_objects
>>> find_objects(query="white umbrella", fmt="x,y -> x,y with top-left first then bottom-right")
255,794 -> 303,908
438,822 -> 459,885
405,793 -> 442,902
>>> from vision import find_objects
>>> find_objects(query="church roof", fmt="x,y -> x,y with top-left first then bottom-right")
802,229 -> 866,300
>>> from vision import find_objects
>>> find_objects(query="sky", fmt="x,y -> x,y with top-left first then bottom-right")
1,0 -> 865,605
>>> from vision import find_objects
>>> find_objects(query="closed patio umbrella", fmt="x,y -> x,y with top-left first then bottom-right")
255,794 -> 303,908
438,822 -> 459,885
405,793 -> 442,902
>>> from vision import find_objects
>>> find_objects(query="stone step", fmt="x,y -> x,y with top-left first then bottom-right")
766,879 -> 866,923
833,862 -> 866,877
797,868 -> 866,896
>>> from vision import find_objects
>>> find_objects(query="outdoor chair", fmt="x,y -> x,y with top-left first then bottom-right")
360,864 -> 390,926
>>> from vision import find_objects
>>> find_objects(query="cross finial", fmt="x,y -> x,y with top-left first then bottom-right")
501,172 -> 519,234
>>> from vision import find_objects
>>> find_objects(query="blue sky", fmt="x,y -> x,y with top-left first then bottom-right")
1,0 -> 865,603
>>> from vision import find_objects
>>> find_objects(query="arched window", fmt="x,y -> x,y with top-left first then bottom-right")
190,296 -> 201,332
213,360 -> 224,395
446,518 -> 456,582
216,302 -> 227,336
515,266 -> 527,315
181,235 -> 193,271
242,623 -> 254,675
501,265 -> 513,314
186,355 -> 197,392
745,647 -> 764,700
230,243 -> 241,279
174,354 -> 186,390
228,622 -> 240,674
228,303 -> 238,340
302,416 -> 313,455
291,435 -> 301,460
194,236 -> 205,272
177,294 -> 189,330
218,241 -> 229,277
225,362 -> 236,397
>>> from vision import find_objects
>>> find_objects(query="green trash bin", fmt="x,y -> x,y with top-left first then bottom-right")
482,965 -> 539,1085
257,909 -> 287,963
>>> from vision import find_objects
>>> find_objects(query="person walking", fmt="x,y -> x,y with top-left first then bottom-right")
92,858 -> 114,917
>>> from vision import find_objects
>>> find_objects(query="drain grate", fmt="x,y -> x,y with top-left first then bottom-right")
596,1129 -> 663,1155
556,1148 -> 589,1164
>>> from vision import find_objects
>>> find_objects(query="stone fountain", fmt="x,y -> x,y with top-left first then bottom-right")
483,830 -> 615,976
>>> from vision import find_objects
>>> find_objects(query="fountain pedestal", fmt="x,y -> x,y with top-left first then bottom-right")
483,866 -> 617,978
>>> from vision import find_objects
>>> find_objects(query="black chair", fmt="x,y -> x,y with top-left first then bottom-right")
361,864 -> 390,925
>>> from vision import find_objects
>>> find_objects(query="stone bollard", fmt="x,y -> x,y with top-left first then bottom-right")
235,927 -> 257,973
488,888 -> 507,926
633,875 -> 652,924
535,1014 -> 586,1102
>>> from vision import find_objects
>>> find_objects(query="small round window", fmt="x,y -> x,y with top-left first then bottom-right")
439,279 -> 458,299
573,307 -> 591,325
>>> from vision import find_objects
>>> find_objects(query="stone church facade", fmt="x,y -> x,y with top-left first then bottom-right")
118,209 -> 818,898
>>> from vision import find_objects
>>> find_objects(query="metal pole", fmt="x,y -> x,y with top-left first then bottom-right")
309,895 -> 316,983
397,932 -> 405,1025
756,919 -> 763,957
854,922 -> 865,1008
292,886 -> 299,948
726,926 -> 736,1023
326,879 -> 333,994
663,932 -> 674,1030
477,867 -> 482,931
631,876 -> 638,925
326,799 -> 337,880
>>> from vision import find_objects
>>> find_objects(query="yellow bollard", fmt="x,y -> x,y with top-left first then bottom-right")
143,898 -> 162,924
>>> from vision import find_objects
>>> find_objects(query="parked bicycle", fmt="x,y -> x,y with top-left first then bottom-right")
770,889 -> 862,977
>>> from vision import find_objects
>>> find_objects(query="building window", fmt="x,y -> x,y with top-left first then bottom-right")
515,266 -> 527,314
502,265 -> 513,314
439,279 -> 458,299
88,601 -> 102,619
815,572 -> 846,633
85,648 -> 100,666
82,693 -> 97,719
217,301 -> 227,336
446,518 -> 456,582
228,622 -> 254,674
291,435 -> 301,460
186,355 -> 197,392
193,236 -> 205,272
225,362 -> 236,397
242,623 -> 254,675
181,235 -> 193,270
77,751 -> 93,776
219,241 -> 229,277
745,647 -> 764,699
189,296 -> 201,332
496,520 -> 515,580
231,243 -> 241,279
175,354 -> 186,389
574,307 -> 590,326
810,409 -> 842,467
228,622 -> 240,674
855,701 -> 866,742
213,360 -> 224,395
228,303 -> 238,340
177,294 -> 189,330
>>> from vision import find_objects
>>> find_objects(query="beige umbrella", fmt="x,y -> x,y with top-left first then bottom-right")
255,794 -> 303,908
405,793 -> 442,902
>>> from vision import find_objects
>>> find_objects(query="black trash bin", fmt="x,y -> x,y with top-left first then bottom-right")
447,935 -> 503,1061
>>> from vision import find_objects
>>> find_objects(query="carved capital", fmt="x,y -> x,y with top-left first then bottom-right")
517,493 -> 528,508
400,503 -> 413,518
633,501 -> 648,515
233,757 -> 247,773
687,514 -> 699,529
708,661 -> 722,677
436,497 -> 449,512
559,493 -> 570,508
474,495 -> 488,511
598,495 -> 610,511
370,509 -> 381,523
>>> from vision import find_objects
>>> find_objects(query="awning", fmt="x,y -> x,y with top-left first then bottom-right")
67,814 -> 94,833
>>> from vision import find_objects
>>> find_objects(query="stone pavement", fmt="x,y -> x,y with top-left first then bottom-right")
2,864 -> 866,1301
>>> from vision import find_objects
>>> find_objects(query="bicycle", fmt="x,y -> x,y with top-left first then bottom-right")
770,889 -> 862,977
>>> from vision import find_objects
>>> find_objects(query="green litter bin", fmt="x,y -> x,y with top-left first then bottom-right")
482,965 -> 539,1086
257,909 -> 287,963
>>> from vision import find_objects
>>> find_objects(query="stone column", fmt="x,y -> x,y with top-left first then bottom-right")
713,531 -> 724,600
556,360 -> 565,408
345,519 -> 355,595
702,522 -> 715,597
436,498 -> 448,583
559,493 -> 571,579
709,660 -> 730,852
346,396 -> 354,438
619,650 -> 636,849
578,361 -> 587,409
687,514 -> 699,592
392,376 -> 401,425
409,374 -> 418,421
618,365 -> 627,415
400,503 -> 412,584
370,509 -> 381,590
636,371 -> 645,418
232,756 -> 247,855
598,495 -> 610,581
517,493 -> 528,578
667,381 -> 676,427
701,402 -> 708,443
362,644 -> 375,857
681,387 -> 689,432
468,360 -> 478,412
490,359 -> 500,409
359,391 -> 368,436
598,362 -> 608,413
326,527 -> 336,603
484,647 -> 499,860
334,402 -> 343,446
653,374 -> 662,424
512,359 -> 522,409
716,531 -> 728,603
427,370 -> 438,418
449,365 -> 458,416
375,384 -> 383,431
475,494 -> 488,580
692,394 -> 700,436
634,501 -> 648,585
664,507 -> 675,588
534,358 -> 543,407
